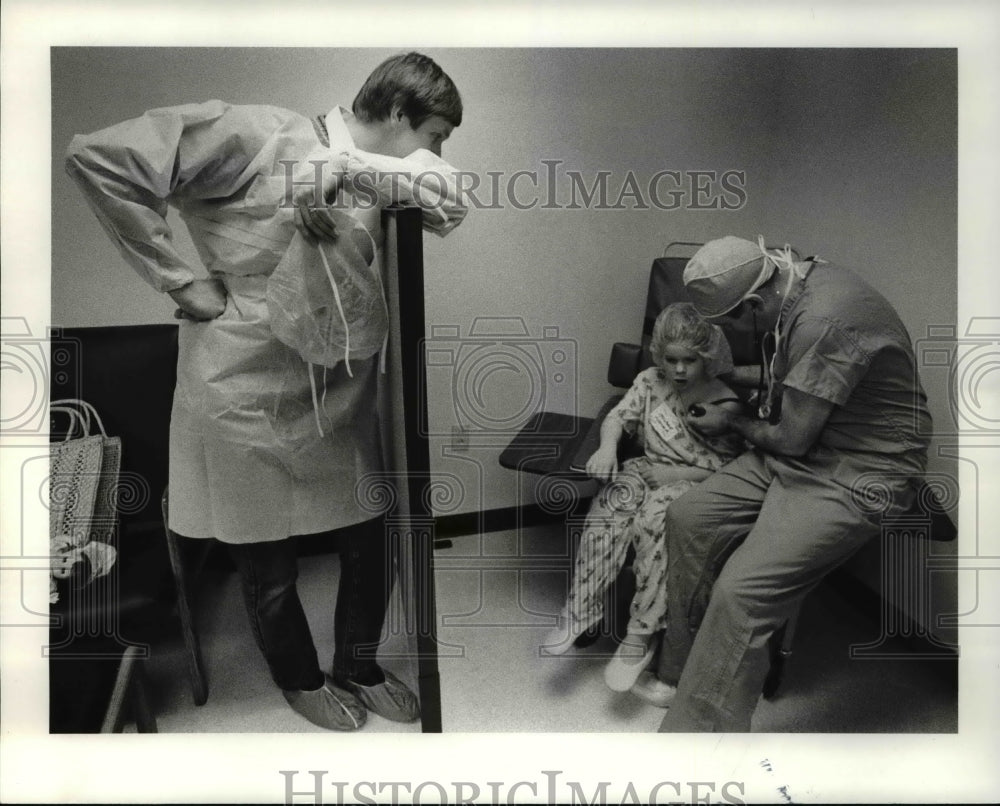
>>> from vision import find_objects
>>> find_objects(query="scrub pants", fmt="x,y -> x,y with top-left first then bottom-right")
226,517 -> 393,692
656,448 -> 916,732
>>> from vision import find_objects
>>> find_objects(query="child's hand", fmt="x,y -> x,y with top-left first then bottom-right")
169,279 -> 227,321
638,462 -> 680,489
586,447 -> 618,482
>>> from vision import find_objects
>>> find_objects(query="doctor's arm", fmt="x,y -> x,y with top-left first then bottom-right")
691,386 -> 835,458
724,365 -> 762,388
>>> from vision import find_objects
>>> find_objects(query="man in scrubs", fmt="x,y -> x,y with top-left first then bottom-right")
653,235 -> 932,732
66,52 -> 465,730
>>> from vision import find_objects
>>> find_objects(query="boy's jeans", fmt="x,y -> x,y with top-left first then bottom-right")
227,518 -> 393,692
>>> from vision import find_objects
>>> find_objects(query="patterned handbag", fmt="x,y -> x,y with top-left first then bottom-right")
49,400 -> 122,603
49,399 -> 122,551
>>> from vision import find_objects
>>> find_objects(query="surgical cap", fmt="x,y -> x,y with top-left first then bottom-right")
683,236 -> 776,318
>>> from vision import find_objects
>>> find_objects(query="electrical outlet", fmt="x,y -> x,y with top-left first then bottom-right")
451,425 -> 469,452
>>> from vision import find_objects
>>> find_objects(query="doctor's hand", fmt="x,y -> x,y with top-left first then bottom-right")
169,279 -> 227,321
293,171 -> 343,244
685,402 -> 731,436
585,446 -> 619,483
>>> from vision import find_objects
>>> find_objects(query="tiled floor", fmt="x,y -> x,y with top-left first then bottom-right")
434,525 -> 958,733
138,523 -> 957,734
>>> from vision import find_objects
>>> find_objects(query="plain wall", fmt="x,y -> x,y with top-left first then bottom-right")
745,49 -> 958,643
51,48 -> 958,638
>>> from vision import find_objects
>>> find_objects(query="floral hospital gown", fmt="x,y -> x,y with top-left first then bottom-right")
565,367 -> 745,637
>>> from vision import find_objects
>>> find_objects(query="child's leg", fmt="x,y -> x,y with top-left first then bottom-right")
544,470 -> 644,653
604,480 -> 696,691
627,480 -> 696,636
565,507 -> 633,634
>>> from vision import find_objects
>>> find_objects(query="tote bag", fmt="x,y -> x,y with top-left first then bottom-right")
49,399 -> 122,546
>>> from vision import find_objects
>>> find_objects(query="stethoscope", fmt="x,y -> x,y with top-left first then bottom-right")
752,242 -> 823,422
753,307 -> 779,422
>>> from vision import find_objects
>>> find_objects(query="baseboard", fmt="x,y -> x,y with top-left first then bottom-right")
292,503 -> 573,556
433,503 -> 572,542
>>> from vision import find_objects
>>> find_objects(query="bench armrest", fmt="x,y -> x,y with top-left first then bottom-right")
569,395 -> 626,472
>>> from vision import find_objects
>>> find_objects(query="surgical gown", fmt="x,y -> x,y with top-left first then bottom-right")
66,101 -> 464,543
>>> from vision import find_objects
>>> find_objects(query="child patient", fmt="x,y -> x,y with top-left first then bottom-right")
544,302 -> 745,694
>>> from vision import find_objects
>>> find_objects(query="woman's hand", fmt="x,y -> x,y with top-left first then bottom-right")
585,445 -> 619,483
51,549 -> 80,580
169,279 -> 227,321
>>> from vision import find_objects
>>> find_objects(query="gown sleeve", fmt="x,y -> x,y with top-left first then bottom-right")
609,368 -> 654,437
65,100 -> 292,292
341,147 -> 468,236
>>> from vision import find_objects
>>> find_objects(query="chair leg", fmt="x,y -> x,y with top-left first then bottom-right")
162,492 -> 209,706
100,646 -> 140,733
131,658 -> 158,733
99,647 -> 160,733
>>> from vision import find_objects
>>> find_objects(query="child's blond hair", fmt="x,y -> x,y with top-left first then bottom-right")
649,302 -> 734,378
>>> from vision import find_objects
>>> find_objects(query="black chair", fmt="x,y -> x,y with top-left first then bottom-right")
501,241 -> 957,697
49,324 -> 208,732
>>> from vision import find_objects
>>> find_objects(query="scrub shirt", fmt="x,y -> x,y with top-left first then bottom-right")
773,261 -> 932,476
657,260 -> 933,732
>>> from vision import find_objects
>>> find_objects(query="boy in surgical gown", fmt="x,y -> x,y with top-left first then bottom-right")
66,52 -> 467,730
